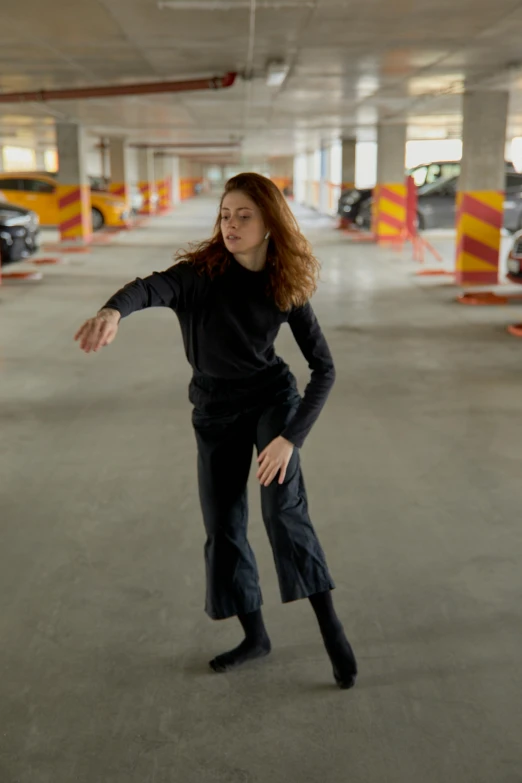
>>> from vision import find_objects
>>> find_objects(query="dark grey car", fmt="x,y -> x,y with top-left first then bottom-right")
358,172 -> 522,232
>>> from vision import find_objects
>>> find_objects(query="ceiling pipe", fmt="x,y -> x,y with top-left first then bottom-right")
95,142 -> 240,150
130,142 -> 241,149
0,72 -> 237,104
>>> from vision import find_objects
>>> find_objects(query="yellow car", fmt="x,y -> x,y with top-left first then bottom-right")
0,173 -> 129,231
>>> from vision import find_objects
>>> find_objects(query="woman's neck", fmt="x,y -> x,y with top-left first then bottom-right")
233,244 -> 268,272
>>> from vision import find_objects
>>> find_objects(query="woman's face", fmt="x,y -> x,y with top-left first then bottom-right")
220,190 -> 267,255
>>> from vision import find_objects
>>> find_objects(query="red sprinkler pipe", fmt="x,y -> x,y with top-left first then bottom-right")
0,72 -> 237,103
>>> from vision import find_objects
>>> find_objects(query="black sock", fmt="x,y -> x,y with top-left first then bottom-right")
209,609 -> 271,673
309,591 -> 357,689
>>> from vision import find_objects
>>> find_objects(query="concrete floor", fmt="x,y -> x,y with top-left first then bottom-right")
1,200 -> 522,782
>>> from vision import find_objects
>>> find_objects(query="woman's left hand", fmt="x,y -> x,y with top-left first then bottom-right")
256,436 -> 294,487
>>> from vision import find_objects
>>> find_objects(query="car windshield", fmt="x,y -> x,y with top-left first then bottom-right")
417,176 -> 458,197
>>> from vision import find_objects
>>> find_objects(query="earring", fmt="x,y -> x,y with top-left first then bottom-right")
265,232 -> 270,240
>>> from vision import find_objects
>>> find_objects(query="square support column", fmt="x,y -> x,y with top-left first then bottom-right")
109,138 -> 131,209
56,123 -> 92,244
456,91 -> 509,286
137,148 -> 156,215
373,125 -> 407,242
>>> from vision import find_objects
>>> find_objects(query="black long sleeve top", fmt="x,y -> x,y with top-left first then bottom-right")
102,258 -> 335,448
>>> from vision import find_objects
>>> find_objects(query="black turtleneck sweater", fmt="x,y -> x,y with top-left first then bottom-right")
102,258 -> 335,448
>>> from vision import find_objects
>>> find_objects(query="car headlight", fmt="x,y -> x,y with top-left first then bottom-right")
341,190 -> 360,206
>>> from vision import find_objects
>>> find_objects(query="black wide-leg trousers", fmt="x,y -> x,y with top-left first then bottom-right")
191,379 -> 335,620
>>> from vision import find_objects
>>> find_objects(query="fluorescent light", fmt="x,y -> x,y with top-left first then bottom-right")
266,61 -> 290,87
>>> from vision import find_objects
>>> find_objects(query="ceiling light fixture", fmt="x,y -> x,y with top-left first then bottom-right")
266,60 -> 290,87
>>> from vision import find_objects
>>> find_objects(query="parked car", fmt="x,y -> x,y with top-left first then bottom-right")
357,172 -> 522,232
337,161 -> 462,222
88,176 -> 145,215
506,231 -> 522,283
338,160 -> 516,223
0,200 -> 40,264
0,173 -> 129,231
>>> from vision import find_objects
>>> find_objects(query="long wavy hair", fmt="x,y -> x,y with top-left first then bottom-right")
174,172 -> 320,311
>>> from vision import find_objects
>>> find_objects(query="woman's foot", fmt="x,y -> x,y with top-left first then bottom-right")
309,590 -> 358,690
323,630 -> 357,689
210,608 -> 271,672
209,634 -> 272,672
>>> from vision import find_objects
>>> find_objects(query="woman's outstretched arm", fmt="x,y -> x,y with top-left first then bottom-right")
74,264 -> 186,353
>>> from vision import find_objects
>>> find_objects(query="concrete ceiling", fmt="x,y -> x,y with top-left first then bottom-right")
2,0 -> 522,161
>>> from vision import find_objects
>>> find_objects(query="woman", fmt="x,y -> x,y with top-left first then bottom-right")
74,173 -> 357,689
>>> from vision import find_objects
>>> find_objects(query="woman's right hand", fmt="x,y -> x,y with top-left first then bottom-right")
74,308 -> 121,353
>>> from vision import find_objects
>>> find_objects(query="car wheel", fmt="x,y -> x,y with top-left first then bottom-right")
91,207 -> 104,232
416,212 -> 425,231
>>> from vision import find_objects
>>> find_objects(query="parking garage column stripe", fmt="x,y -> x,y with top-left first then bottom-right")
374,183 -> 407,241
455,190 -> 504,285
156,178 -> 171,211
57,185 -> 92,244
138,181 -> 154,214
109,183 -> 128,201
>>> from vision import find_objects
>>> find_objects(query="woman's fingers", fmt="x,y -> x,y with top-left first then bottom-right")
257,456 -> 282,486
75,316 -> 119,353
74,323 -> 86,342
93,321 -> 110,351
104,326 -> 117,346
263,466 -> 280,487
256,455 -> 271,481
278,461 -> 288,484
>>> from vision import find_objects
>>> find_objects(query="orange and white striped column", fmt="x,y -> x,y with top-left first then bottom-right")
455,91 -> 509,286
156,178 -> 172,211
154,153 -> 174,212
137,147 -> 156,215
373,124 -> 407,241
138,181 -> 155,214
56,123 -> 92,245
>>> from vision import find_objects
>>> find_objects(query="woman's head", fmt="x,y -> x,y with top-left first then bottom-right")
220,187 -> 268,259
176,172 -> 320,310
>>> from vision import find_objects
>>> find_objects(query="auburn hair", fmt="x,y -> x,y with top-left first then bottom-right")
174,172 -> 320,311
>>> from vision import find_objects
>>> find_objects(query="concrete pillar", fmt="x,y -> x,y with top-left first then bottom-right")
56,123 -> 92,245
305,153 -> 315,208
293,154 -> 306,204
180,158 -> 203,199
341,138 -> 356,190
373,124 -> 407,241
35,148 -> 46,171
269,156 -> 294,196
137,148 -> 156,214
153,154 -> 173,212
100,138 -> 109,181
456,91 -> 509,286
108,137 -> 131,207
170,156 -> 181,204
319,146 -> 330,213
